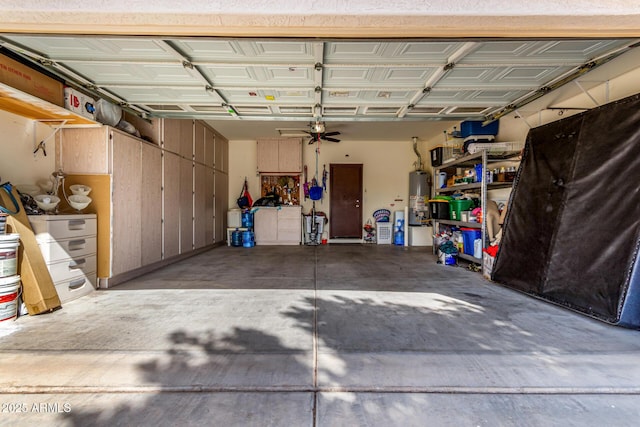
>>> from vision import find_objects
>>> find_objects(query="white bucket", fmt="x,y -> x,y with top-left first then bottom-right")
0,213 -> 7,235
0,275 -> 21,322
0,234 -> 20,278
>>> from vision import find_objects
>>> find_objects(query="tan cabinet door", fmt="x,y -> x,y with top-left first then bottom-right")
278,207 -> 302,243
141,143 -> 162,265
194,163 -> 207,249
257,139 -> 279,172
180,157 -> 194,253
254,208 -> 278,244
278,138 -> 302,172
111,131 -> 142,276
163,151 -> 181,259
194,121 -> 206,165
58,127 -> 109,174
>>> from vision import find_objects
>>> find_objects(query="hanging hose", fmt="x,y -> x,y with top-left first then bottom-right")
0,182 -> 21,214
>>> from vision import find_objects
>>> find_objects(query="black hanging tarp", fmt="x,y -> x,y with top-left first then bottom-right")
493,93 -> 640,328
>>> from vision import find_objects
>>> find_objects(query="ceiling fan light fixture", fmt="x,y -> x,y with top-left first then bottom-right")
311,121 -> 325,133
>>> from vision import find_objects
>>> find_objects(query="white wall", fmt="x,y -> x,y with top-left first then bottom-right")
229,138 -> 423,237
0,110 -> 57,191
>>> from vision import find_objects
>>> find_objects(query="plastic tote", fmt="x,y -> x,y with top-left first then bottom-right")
461,227 -> 482,256
449,199 -> 474,221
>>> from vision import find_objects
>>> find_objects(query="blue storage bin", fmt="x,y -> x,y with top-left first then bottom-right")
461,228 -> 482,256
460,120 -> 499,138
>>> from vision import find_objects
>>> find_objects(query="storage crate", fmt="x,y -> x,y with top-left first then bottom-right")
430,142 -> 462,166
460,120 -> 499,138
376,222 -> 392,244
430,146 -> 443,167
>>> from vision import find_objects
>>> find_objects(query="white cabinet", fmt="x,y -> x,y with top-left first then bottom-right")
29,214 -> 97,303
257,138 -> 302,172
254,206 -> 302,245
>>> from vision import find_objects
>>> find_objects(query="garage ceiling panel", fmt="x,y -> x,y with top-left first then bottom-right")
69,63 -> 193,85
0,34 -> 637,124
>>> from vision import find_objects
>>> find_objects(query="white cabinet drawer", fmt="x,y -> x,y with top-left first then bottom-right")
38,237 -> 97,263
47,255 -> 97,283
54,273 -> 96,303
29,214 -> 97,241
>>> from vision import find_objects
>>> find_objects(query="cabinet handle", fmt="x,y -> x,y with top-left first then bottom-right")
68,258 -> 86,270
68,239 -> 86,251
68,220 -> 86,230
68,278 -> 86,290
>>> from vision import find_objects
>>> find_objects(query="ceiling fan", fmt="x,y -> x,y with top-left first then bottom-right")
305,121 -> 341,144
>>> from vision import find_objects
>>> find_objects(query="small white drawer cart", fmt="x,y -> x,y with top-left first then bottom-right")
28,214 -> 97,303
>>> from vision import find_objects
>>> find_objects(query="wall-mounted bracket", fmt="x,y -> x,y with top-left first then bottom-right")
33,119 -> 68,158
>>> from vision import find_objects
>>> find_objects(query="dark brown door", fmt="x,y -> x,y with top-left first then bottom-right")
329,163 -> 363,238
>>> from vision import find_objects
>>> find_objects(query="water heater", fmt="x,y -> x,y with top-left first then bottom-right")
409,171 -> 431,226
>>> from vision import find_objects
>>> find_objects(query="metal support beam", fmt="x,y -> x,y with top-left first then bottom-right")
154,40 -> 227,105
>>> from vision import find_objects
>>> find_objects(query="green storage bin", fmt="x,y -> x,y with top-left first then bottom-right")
449,199 -> 474,221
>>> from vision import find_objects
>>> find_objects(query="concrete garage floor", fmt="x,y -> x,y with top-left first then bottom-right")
1,244 -> 640,426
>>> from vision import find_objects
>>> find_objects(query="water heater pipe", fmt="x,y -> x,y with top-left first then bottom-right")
412,136 -> 423,170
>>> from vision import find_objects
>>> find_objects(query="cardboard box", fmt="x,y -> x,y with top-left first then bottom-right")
64,87 -> 96,120
0,53 -> 64,106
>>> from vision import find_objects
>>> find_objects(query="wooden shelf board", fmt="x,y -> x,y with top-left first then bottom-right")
0,82 -> 99,126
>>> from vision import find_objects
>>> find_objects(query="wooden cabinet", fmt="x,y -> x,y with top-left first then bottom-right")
111,131 -> 143,276
278,138 -> 303,172
55,127 -> 109,174
204,126 -> 216,168
180,157 -> 194,253
194,121 -> 206,165
141,143 -> 162,265
205,168 -> 215,244
194,163 -> 207,249
254,206 -> 302,245
214,171 -> 228,243
58,119 -> 227,287
257,138 -> 302,172
278,207 -> 303,243
254,208 -> 278,243
163,151 -> 181,259
163,118 -> 193,157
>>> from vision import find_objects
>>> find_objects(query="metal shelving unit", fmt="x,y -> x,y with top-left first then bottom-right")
432,150 -> 521,269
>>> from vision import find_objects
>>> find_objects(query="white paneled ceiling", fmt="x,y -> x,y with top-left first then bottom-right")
0,35 -> 638,139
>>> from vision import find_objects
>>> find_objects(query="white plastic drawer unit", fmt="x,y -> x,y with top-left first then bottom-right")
28,214 -> 98,303
36,236 -> 97,263
55,274 -> 96,303
47,255 -> 97,283
29,214 -> 97,241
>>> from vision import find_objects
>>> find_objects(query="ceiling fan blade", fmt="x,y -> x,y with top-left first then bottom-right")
323,131 -> 341,136
322,136 -> 341,142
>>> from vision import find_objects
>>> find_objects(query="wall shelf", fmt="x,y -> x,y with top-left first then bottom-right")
0,82 -> 99,127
